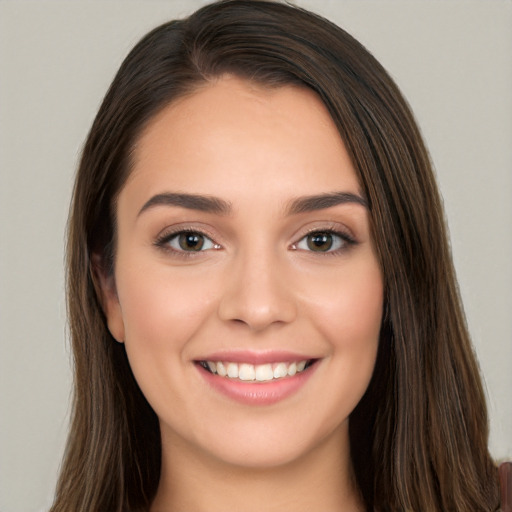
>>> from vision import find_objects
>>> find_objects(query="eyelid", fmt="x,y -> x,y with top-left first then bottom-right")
153,222 -> 357,257
154,225 -> 222,255
290,224 -> 357,254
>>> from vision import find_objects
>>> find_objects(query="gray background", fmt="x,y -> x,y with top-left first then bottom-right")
0,1 -> 511,511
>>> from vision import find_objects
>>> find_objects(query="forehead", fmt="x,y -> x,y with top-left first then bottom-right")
123,75 -> 361,207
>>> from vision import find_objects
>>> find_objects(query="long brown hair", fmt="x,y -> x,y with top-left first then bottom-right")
51,1 -> 499,510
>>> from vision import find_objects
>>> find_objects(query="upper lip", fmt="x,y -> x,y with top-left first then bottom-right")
195,350 -> 318,365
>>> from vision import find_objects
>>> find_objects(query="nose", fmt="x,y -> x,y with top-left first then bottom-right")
217,247 -> 297,331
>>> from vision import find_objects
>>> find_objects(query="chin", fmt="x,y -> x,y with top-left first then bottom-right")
163,409 -> 349,471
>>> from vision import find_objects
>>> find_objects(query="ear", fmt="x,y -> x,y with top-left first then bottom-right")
91,253 -> 125,343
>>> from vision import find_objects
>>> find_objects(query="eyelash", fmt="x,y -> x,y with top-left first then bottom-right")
291,228 -> 357,255
154,228 -> 221,258
154,227 -> 357,258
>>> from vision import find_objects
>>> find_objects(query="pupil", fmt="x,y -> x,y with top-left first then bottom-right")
307,232 -> 333,251
179,233 -> 204,251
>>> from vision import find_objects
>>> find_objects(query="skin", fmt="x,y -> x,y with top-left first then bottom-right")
99,76 -> 383,511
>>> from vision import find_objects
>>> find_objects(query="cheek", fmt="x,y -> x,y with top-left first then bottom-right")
116,263 -> 215,343
302,257 -> 383,344
113,262 -> 220,400
114,264 -> 223,431
301,258 -> 383,395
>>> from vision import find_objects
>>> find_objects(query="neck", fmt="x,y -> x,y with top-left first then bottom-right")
151,423 -> 364,512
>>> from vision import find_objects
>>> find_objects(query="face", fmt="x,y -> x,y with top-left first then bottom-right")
101,76 -> 383,469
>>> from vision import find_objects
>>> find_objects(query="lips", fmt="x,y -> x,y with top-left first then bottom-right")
194,351 -> 319,405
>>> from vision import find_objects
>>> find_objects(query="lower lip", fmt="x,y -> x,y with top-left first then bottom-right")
196,363 -> 317,406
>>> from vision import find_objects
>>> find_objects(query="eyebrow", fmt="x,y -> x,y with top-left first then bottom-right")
286,192 -> 368,214
138,192 -> 232,216
137,190 -> 367,217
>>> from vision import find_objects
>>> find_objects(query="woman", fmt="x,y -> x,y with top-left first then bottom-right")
50,1 -> 500,510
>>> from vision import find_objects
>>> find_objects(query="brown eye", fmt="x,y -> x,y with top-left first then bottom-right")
293,230 -> 353,253
160,231 -> 218,253
306,232 -> 334,252
178,232 -> 205,251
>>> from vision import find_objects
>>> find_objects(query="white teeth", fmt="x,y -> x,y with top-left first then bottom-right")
204,359 -> 310,381
226,362 -> 239,378
239,363 -> 256,381
255,364 -> 274,382
273,362 -> 288,379
287,362 -> 297,376
217,361 -> 227,377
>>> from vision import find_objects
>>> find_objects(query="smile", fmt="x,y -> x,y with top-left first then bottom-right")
198,359 -> 314,382
195,352 -> 320,405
